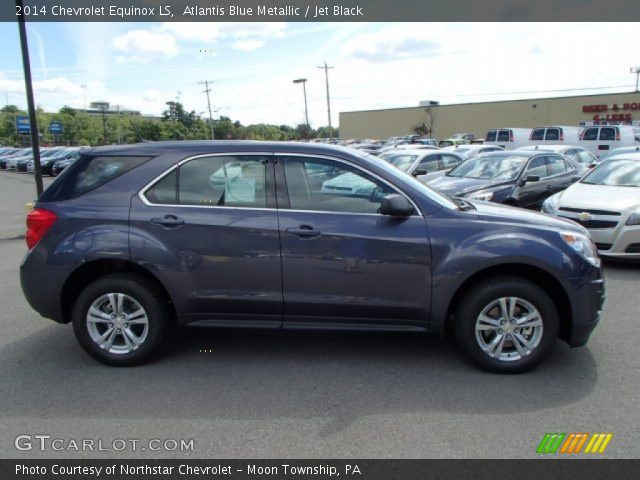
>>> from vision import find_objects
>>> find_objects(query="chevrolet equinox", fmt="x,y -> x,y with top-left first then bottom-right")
20,142 -> 605,372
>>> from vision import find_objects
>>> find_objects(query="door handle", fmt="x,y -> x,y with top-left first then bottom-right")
150,215 -> 185,228
286,225 -> 321,238
545,185 -> 552,190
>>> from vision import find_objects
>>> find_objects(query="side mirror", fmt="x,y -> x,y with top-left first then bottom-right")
412,169 -> 428,177
588,162 -> 597,168
571,175 -> 582,182
380,194 -> 414,217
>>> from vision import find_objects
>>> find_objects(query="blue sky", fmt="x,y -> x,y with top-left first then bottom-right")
0,22 -> 638,126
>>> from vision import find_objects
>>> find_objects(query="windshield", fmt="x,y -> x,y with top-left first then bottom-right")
447,155 -> 527,180
581,159 -> 640,187
387,153 -> 421,172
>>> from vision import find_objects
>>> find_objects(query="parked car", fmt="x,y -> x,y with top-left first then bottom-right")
1,148 -> 31,170
518,145 -> 598,176
439,133 -> 476,147
427,150 -> 581,209
28,148 -> 82,176
598,145 -> 640,162
441,144 -> 504,160
380,144 -> 440,155
528,126 -> 582,145
380,150 -> 464,183
580,125 -> 639,157
483,128 -> 533,150
542,153 -> 640,259
21,142 -> 604,372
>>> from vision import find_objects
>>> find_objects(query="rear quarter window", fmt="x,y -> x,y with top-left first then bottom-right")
40,155 -> 152,202
497,130 -> 511,142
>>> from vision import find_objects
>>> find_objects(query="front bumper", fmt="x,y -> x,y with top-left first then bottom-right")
565,274 -> 605,347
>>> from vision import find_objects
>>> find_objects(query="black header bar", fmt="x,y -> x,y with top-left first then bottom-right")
5,0 -> 640,22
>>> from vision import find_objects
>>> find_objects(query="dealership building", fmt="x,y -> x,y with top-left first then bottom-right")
339,91 -> 640,140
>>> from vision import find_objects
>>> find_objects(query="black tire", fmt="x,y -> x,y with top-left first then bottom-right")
72,274 -> 169,366
454,276 -> 559,373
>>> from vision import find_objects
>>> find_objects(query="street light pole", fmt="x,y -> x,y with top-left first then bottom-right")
632,67 -> 640,92
317,62 -> 334,140
16,0 -> 43,196
293,78 -> 309,133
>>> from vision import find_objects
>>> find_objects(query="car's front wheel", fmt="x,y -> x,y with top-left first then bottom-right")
72,274 -> 169,366
454,276 -> 559,373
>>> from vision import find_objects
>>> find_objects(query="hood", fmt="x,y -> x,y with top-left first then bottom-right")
427,175 -> 513,196
557,182 -> 640,211
470,199 -> 586,234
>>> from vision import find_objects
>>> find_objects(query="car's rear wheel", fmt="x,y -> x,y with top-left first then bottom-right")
454,276 -> 559,373
72,274 -> 169,366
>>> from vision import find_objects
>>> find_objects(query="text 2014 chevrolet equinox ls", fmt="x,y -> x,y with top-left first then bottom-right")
20,142 -> 605,372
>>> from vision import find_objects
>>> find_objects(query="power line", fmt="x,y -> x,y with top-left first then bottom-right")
198,80 -> 215,140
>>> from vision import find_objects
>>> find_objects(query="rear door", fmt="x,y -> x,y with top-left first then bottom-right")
497,130 -> 511,149
130,153 -> 283,326
275,154 -> 432,329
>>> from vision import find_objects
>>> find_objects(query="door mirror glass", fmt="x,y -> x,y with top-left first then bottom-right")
380,194 -> 414,217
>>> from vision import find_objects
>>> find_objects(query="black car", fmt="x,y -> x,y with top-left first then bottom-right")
426,150 -> 581,209
20,142 -> 604,372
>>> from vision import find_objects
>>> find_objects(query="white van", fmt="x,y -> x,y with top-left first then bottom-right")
580,125 -> 639,157
528,126 -> 582,145
483,128 -> 533,150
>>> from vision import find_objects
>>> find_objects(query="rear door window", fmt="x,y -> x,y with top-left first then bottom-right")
545,128 -> 560,141
599,127 -> 616,141
547,156 -> 568,175
485,130 -> 497,142
40,155 -> 152,202
497,130 -> 511,142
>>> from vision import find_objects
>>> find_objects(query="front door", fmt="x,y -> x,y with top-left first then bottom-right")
275,154 -> 432,329
130,153 -> 283,326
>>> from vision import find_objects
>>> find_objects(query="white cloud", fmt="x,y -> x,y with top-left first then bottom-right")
113,29 -> 179,62
232,40 -> 264,51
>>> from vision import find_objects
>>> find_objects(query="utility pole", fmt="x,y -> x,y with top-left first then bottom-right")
632,67 -> 640,92
317,62 -> 334,140
293,78 -> 310,134
116,104 -> 121,144
198,80 -> 215,140
16,0 -> 43,196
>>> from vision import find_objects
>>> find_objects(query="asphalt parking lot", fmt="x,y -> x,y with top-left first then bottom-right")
0,170 -> 639,459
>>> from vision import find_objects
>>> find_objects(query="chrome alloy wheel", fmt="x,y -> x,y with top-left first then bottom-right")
474,296 -> 543,362
86,293 -> 149,355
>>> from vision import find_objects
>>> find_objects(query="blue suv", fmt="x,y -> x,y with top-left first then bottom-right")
20,142 -> 604,372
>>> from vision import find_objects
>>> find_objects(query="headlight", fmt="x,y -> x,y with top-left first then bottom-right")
560,231 -> 600,267
626,212 -> 640,226
465,190 -> 494,201
542,193 -> 561,214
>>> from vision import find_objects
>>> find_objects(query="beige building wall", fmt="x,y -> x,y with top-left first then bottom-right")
339,92 -> 640,140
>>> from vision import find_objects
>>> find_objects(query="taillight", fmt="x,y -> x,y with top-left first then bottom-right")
509,131 -> 514,142
560,130 -> 564,141
26,208 -> 57,249
616,129 -> 620,141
